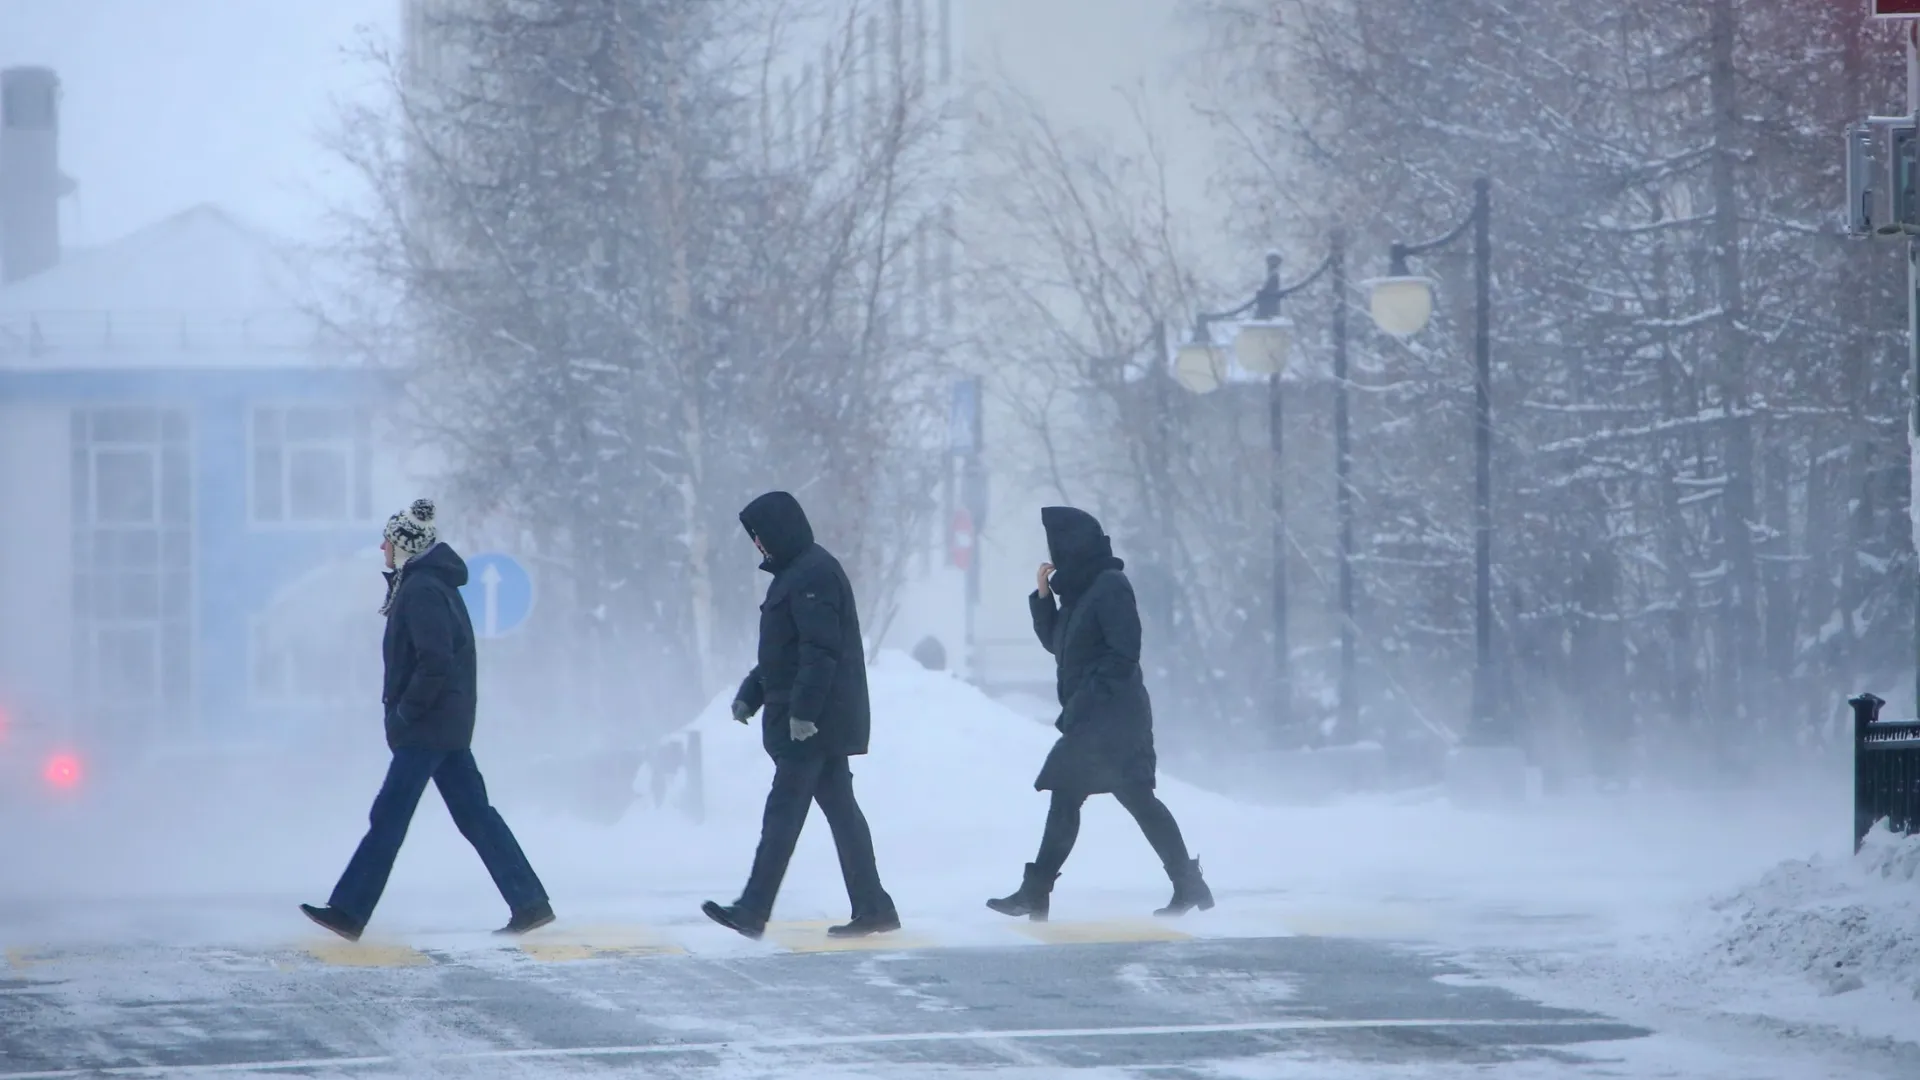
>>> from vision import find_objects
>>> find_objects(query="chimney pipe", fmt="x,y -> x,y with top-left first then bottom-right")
1,66 -> 64,285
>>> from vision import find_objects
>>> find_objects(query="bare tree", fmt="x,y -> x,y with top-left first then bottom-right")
321,0 -> 956,741
1190,0 -> 1912,779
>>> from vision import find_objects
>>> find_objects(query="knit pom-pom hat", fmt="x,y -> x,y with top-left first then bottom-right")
379,499 -> 438,616
383,498 -> 438,561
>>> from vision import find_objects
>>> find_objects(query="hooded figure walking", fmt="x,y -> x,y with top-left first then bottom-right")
702,492 -> 901,940
987,506 -> 1213,921
300,499 -> 554,941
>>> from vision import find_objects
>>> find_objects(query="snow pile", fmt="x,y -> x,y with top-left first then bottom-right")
1700,824 -> 1920,994
632,650 -> 1249,917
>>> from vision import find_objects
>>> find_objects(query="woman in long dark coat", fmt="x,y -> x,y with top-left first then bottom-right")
987,506 -> 1213,921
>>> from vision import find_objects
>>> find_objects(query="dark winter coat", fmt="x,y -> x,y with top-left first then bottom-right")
381,542 -> 479,752
1030,507 -> 1157,794
732,492 -> 872,760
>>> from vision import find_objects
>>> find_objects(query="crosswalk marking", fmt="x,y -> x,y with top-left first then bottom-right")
304,943 -> 433,968
5,906 -> 1449,974
1013,920 -> 1191,945
4,947 -> 47,970
519,925 -> 685,962
763,920 -> 936,953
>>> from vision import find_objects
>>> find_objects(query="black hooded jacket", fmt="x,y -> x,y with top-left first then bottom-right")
382,542 -> 480,752
733,492 -> 872,759
1028,506 -> 1156,793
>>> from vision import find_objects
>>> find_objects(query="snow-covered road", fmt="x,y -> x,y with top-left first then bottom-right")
2,655 -> 1914,1077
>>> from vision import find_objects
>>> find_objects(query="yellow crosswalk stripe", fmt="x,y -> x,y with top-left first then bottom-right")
520,925 -> 685,962
1013,920 -> 1191,946
764,920 -> 936,953
304,943 -> 433,968
4,947 -> 48,970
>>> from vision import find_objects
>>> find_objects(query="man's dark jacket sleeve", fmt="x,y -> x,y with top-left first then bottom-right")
735,668 -> 766,715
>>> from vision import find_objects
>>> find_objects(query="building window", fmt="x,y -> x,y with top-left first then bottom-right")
250,406 -> 373,525
71,407 -> 194,743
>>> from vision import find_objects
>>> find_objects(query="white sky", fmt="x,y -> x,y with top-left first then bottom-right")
0,0 -> 399,247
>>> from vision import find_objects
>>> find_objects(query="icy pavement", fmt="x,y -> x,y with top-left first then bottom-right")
2,655 -> 1915,1075
0,898 -> 1908,1079
0,916 -> 1651,1078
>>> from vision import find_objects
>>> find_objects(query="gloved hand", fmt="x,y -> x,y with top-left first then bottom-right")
790,718 -> 819,742
731,699 -> 755,724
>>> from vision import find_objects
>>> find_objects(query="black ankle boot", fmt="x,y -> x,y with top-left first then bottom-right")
986,862 -> 1057,922
1155,858 -> 1214,917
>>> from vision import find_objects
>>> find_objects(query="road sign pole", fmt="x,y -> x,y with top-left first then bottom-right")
1908,19 -> 1920,720
482,562 -> 502,638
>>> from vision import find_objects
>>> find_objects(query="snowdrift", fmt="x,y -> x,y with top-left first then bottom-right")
1701,824 -> 1920,996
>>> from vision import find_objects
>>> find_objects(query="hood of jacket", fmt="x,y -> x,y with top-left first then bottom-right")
1042,506 -> 1123,601
740,491 -> 816,574
403,541 -> 469,588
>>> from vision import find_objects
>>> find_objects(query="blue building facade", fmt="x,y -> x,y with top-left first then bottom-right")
0,207 -> 403,758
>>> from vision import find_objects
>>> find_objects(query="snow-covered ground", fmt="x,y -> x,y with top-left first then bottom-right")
2,652 -> 1914,1072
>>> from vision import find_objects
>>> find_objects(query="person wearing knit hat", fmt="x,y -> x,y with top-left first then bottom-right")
378,498 -> 439,616
301,499 -> 555,942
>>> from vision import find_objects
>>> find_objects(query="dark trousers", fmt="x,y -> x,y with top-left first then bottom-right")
1035,786 -> 1191,878
738,753 -> 894,921
329,748 -> 548,926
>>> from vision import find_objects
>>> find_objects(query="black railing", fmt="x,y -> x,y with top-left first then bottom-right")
1849,693 -> 1920,852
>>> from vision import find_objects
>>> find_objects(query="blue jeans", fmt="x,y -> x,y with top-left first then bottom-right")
329,748 -> 548,926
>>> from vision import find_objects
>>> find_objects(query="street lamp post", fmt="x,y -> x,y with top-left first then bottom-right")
1366,176 -> 1502,745
1174,234 -> 1351,744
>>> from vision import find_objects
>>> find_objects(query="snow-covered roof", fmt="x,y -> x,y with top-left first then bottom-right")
0,204 -> 348,370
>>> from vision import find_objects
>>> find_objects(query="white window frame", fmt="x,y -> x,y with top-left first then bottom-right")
70,405 -> 197,741
247,404 -> 374,528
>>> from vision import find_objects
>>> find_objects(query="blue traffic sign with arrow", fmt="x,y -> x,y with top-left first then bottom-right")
459,553 -> 535,638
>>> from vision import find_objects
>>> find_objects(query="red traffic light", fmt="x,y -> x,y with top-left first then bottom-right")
43,753 -> 82,789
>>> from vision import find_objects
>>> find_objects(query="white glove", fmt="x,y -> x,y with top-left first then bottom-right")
790,718 -> 819,742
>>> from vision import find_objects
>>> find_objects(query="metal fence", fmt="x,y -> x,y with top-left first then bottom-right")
1849,692 -> 1920,852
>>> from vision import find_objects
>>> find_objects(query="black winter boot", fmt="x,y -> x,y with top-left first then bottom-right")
1155,859 -> 1214,917
986,863 -> 1057,922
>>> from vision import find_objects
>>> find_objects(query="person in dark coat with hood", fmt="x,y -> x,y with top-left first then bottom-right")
702,491 -> 900,940
987,506 -> 1213,922
300,499 -> 554,942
